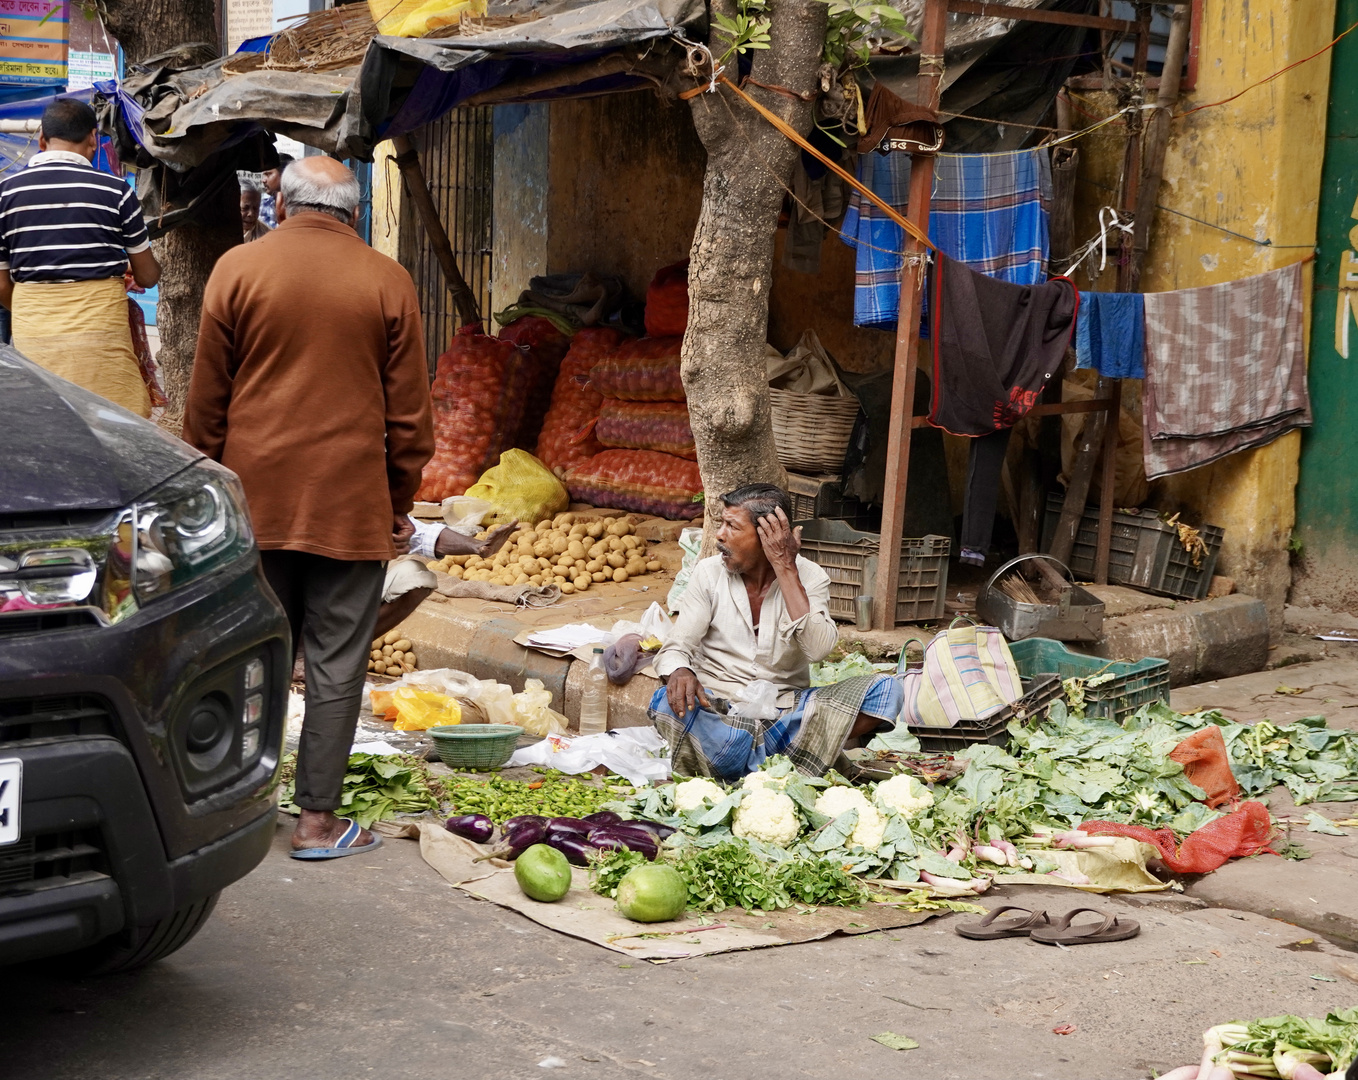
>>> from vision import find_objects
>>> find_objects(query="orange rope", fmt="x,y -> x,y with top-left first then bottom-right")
1176,20 -> 1358,119
706,74 -> 937,252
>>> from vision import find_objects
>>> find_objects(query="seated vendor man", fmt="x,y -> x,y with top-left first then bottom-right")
650,483 -> 902,780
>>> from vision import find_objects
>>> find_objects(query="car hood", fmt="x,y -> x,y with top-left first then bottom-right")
0,346 -> 203,514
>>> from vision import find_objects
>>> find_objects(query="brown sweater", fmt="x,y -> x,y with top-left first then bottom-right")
184,213 -> 434,561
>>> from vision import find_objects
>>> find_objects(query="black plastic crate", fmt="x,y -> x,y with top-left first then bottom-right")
795,519 -> 949,624
906,674 -> 1062,753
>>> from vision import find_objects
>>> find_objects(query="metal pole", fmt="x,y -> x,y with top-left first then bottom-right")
872,0 -> 949,630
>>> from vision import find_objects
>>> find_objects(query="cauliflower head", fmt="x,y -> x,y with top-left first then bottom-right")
732,788 -> 801,847
740,771 -> 790,792
874,773 -> 934,818
673,777 -> 726,813
813,785 -> 885,851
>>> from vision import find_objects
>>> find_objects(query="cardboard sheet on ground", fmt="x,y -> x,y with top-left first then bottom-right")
408,823 -> 945,961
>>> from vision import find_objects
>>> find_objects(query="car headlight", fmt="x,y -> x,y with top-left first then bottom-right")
132,462 -> 254,604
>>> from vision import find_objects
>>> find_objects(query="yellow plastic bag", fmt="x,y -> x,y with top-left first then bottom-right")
369,0 -> 486,36
511,678 -> 568,737
463,449 -> 569,527
390,687 -> 462,730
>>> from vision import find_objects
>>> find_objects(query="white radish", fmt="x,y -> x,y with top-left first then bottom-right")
973,844 -> 1009,866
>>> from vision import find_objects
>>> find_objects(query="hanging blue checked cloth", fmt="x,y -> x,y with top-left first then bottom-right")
1075,291 -> 1145,379
841,148 -> 1053,329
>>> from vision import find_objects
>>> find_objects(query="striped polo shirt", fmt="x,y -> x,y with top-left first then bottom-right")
0,150 -> 150,283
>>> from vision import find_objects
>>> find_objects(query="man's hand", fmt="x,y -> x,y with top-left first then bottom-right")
392,514 -> 415,554
665,667 -> 711,717
756,506 -> 802,573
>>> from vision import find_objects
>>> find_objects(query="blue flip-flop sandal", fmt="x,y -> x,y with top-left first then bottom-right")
290,818 -> 383,860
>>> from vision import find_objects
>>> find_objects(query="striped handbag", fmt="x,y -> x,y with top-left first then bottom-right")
898,618 -> 1023,728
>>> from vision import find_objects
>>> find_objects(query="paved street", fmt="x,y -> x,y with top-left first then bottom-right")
4,816 -> 1357,1080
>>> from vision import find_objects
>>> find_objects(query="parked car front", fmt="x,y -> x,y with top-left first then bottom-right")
0,347 -> 289,972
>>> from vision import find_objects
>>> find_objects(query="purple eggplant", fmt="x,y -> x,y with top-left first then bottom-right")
503,814 -> 546,832
627,818 -> 678,841
583,811 -> 624,827
587,826 -> 659,860
444,814 -> 494,844
544,817 -> 592,844
474,816 -> 547,863
547,833 -> 596,867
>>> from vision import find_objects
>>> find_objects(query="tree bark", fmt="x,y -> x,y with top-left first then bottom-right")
98,1 -> 240,432
683,0 -> 826,543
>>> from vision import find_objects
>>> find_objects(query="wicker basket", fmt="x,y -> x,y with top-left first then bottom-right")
427,724 -> 521,770
769,388 -> 861,475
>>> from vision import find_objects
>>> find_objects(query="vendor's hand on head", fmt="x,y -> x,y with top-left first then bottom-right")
392,514 -> 415,554
756,506 -> 801,571
665,666 -> 710,717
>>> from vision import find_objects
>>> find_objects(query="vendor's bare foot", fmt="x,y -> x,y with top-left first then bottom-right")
475,521 -> 517,557
291,809 -> 372,851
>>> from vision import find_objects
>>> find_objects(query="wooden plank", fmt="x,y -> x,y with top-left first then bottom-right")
947,1 -> 1137,33
872,0 -> 949,631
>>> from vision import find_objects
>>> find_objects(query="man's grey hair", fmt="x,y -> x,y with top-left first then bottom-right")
281,160 -> 360,223
237,174 -> 264,195
720,483 -> 793,525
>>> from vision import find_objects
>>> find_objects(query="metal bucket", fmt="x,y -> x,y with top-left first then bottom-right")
976,554 -> 1104,643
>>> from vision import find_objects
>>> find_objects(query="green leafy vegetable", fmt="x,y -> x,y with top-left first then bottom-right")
279,752 -> 443,828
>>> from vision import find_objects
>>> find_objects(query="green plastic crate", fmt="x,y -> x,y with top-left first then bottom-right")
1008,637 -> 1170,723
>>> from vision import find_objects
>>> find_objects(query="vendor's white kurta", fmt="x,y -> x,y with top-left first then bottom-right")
653,554 -> 839,705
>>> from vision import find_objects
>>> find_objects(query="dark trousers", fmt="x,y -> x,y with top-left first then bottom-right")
960,427 -> 1013,557
262,551 -> 385,812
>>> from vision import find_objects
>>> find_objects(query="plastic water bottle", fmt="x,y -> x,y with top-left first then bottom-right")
578,647 -> 609,736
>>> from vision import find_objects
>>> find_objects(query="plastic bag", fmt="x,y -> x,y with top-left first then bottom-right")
731,679 -> 780,721
511,678 -> 569,736
535,328 -> 621,473
463,449 -> 569,527
440,496 -> 495,532
596,400 -> 696,459
373,0 -> 484,36
606,601 -> 673,646
390,687 -> 462,730
563,449 -> 703,519
644,260 -> 689,337
506,726 -> 672,787
666,527 -> 703,612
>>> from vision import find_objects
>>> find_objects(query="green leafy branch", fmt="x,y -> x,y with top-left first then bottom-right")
816,0 -> 912,70
713,0 -> 772,65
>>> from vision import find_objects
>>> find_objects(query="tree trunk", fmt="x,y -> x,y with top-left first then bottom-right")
683,0 -> 825,543
99,1 -> 240,432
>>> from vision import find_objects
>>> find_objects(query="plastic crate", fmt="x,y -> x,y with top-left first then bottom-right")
1008,637 -> 1170,723
794,519 -> 949,624
786,472 -> 865,523
1041,494 -> 1223,600
906,674 -> 1062,753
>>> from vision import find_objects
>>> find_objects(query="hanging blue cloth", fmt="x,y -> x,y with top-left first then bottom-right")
1075,291 -> 1145,379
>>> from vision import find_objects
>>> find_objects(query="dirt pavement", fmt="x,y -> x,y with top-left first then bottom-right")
3,820 -> 1356,1080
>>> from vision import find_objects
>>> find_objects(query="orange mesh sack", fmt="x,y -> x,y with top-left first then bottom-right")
644,260 -> 689,337
416,326 -> 523,501
535,328 -> 621,473
498,316 -> 571,450
564,449 -> 703,519
589,336 -> 685,401
1169,725 -> 1240,809
1079,801 -> 1275,875
596,400 -> 696,459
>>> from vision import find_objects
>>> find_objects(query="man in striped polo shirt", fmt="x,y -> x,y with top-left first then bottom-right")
0,98 -> 161,416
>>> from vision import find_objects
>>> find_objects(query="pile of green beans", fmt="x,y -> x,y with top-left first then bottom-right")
441,771 -> 633,823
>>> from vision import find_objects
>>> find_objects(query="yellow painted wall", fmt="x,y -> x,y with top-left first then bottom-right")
1072,0 -> 1334,631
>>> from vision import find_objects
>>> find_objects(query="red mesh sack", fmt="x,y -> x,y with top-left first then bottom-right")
1079,801 -> 1276,875
1169,726 -> 1240,809
596,400 -> 696,459
535,328 -> 622,473
589,336 -> 685,401
645,260 -> 689,337
564,449 -> 704,519
499,316 -> 571,450
416,326 -> 524,501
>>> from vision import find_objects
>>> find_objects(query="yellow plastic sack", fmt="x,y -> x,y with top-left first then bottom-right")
511,678 -> 569,737
369,0 -> 485,36
463,449 -> 569,527
390,687 -> 462,730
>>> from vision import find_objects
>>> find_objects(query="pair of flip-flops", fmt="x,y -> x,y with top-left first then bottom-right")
290,818 -> 383,861
956,905 -> 1139,945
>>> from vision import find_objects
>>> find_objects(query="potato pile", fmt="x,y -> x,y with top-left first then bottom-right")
369,629 -> 418,676
427,513 -> 661,595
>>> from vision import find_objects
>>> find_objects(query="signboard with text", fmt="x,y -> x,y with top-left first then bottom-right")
67,48 -> 114,91
0,0 -> 68,86
225,0 -> 274,53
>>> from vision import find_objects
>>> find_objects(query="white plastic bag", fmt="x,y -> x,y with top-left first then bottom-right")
440,495 -> 495,535
606,602 -> 674,646
510,678 -> 568,736
666,527 -> 704,613
730,679 -> 780,721
507,727 -> 671,787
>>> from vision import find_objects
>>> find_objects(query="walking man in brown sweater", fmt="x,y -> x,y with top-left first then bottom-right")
184,157 -> 434,859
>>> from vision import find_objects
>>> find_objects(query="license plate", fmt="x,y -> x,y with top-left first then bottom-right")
0,759 -> 20,846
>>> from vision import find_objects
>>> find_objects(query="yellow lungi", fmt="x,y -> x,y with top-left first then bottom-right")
12,277 -> 151,418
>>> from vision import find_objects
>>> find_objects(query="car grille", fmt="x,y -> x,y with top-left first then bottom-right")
0,695 -> 118,744
0,829 -> 106,897
0,609 -> 102,637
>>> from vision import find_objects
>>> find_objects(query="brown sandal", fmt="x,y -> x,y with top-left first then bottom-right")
955,905 -> 1052,940
1030,907 -> 1140,946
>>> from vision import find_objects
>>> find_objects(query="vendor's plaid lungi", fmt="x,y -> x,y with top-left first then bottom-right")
648,675 -> 903,781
